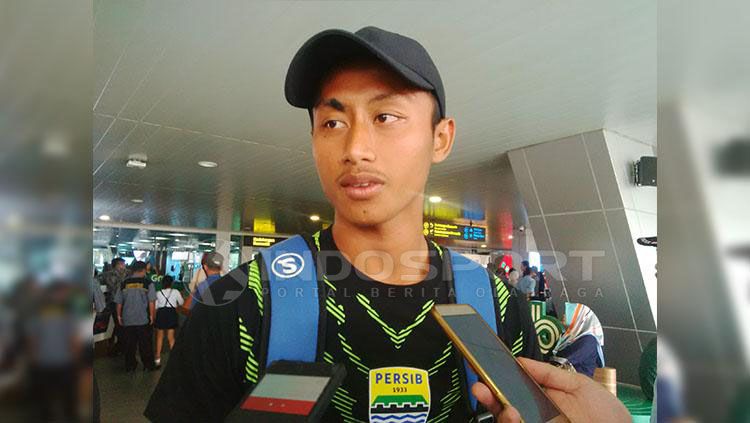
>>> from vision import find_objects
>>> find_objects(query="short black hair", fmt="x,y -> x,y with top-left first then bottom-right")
162,275 -> 174,288
130,261 -> 147,273
111,257 -> 125,267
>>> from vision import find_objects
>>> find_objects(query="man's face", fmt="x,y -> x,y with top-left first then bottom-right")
311,62 -> 453,227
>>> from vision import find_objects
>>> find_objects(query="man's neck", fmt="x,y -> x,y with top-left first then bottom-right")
331,205 -> 430,286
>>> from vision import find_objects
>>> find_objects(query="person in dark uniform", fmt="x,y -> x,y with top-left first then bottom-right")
115,260 -> 157,372
99,257 -> 126,355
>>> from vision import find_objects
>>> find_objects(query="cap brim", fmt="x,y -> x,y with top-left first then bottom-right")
285,29 -> 434,109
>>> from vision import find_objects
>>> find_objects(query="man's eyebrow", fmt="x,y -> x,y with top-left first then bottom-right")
368,92 -> 404,104
316,98 -> 346,112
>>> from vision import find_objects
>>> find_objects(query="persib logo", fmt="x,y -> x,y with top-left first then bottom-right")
369,367 -> 430,423
271,253 -> 304,279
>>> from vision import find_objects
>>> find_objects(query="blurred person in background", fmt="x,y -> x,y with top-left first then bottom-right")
507,268 -> 520,288
538,270 -> 558,317
99,257 -> 126,355
3,277 -> 41,382
99,257 -> 126,301
520,259 -> 530,276
533,269 -> 547,300
188,252 -> 208,294
25,281 -> 82,421
91,278 -> 107,423
115,261 -> 157,372
517,265 -> 537,299
188,252 -> 223,310
154,275 -> 183,368
552,302 -> 605,377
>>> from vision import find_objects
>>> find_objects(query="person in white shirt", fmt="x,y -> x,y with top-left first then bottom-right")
153,276 -> 184,367
188,253 -> 207,294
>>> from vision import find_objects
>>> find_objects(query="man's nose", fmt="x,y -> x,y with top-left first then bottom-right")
342,120 -> 376,164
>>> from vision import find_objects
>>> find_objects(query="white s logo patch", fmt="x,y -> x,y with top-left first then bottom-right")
271,253 -> 304,279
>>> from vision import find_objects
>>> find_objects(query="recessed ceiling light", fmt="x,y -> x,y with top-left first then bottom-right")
131,198 -> 143,203
481,244 -> 487,248
153,236 -> 169,240
507,235 -> 514,240
98,215 -> 111,221
198,161 -> 218,168
309,215 -> 320,222
428,196 -> 442,204
168,233 -> 188,237
126,158 -> 147,169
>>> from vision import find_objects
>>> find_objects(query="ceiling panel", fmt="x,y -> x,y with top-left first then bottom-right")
93,0 -> 655,234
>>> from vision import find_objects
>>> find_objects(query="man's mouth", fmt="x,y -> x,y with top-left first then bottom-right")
339,174 -> 385,200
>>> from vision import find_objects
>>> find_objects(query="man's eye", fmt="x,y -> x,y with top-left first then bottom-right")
375,114 -> 398,124
323,120 -> 344,129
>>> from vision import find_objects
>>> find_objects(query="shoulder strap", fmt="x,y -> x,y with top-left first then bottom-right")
448,249 -> 498,412
259,235 -> 320,366
161,289 -> 174,308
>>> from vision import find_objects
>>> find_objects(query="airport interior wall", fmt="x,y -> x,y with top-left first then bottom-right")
508,129 -> 656,384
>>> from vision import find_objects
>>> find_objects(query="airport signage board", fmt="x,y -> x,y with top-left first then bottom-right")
243,235 -> 286,248
423,221 -> 487,242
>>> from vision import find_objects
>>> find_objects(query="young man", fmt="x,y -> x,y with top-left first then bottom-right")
115,260 -> 157,372
145,27 -> 628,422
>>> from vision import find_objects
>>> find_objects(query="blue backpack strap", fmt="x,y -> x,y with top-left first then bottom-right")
449,250 -> 498,412
260,235 -> 319,366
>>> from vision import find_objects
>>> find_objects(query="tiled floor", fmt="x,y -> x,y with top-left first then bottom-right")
95,353 -> 168,422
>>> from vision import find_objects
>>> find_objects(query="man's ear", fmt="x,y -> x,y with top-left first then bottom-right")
432,117 -> 456,164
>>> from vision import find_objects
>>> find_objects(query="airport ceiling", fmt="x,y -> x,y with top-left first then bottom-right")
92,0 -> 656,242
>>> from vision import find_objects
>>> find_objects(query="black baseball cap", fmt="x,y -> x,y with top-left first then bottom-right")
285,26 -> 446,118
